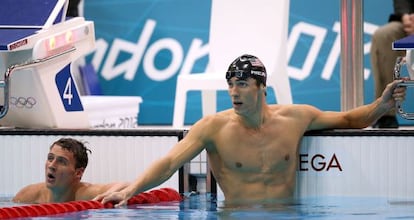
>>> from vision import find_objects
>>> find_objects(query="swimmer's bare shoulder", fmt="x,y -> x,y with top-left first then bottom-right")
12,183 -> 47,203
184,110 -> 233,145
193,109 -> 233,128
265,104 -> 321,132
268,104 -> 321,121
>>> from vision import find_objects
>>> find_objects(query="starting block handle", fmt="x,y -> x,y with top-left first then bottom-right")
395,80 -> 414,120
396,99 -> 414,120
393,55 -> 414,120
0,46 -> 76,119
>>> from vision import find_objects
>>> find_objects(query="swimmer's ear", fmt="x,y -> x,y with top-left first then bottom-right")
75,167 -> 85,180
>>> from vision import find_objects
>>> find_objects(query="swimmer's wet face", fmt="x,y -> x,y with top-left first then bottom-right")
226,54 -> 267,114
227,77 -> 263,114
44,138 -> 91,192
45,145 -> 84,191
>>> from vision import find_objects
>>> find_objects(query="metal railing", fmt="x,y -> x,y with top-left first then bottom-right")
393,56 -> 414,120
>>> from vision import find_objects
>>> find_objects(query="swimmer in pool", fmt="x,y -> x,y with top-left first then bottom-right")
13,138 -> 129,204
96,54 -> 406,207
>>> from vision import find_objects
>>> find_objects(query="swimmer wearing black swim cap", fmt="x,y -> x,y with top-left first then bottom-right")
226,54 -> 267,86
97,53 -> 406,208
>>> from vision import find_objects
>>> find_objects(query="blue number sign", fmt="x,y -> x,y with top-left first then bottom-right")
55,64 -> 84,111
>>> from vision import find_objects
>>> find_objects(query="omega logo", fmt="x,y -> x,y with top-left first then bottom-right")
299,153 -> 343,171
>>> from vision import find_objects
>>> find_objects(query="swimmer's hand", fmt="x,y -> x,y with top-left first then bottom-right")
94,191 -> 129,208
382,80 -> 406,106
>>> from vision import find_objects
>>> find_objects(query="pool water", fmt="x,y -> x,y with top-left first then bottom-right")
1,194 -> 414,219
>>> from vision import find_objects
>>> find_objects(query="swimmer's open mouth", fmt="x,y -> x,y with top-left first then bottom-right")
47,173 -> 56,181
233,101 -> 243,108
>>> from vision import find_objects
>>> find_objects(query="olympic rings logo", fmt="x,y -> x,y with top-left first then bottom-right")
9,96 -> 37,109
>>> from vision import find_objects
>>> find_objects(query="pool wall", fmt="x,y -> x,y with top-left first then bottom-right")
297,132 -> 414,200
1,128 -> 413,201
0,129 -> 183,197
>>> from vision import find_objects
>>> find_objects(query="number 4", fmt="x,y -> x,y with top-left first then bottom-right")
63,77 -> 73,105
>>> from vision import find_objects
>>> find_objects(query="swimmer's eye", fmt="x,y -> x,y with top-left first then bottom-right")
236,81 -> 248,87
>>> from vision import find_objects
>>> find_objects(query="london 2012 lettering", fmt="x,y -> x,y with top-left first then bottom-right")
88,18 -> 379,83
298,153 -> 342,171
90,19 -> 208,82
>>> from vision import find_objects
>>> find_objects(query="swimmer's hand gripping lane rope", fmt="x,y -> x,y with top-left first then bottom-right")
393,55 -> 414,120
0,187 -> 182,219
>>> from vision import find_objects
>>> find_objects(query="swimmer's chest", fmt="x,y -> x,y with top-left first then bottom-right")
214,127 -> 297,172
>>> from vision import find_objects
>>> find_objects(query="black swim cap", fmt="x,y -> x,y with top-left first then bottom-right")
225,54 -> 267,86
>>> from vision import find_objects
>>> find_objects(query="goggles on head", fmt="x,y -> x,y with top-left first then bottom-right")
225,69 -> 266,80
225,54 -> 267,85
226,70 -> 249,80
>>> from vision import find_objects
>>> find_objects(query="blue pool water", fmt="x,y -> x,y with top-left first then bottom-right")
1,193 -> 414,219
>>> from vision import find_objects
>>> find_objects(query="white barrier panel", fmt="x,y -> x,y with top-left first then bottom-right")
297,135 -> 414,200
0,133 -> 179,197
2,129 -> 414,201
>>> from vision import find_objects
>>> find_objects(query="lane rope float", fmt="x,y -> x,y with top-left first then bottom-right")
0,187 -> 182,219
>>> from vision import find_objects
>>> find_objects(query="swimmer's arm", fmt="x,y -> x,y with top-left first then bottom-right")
307,100 -> 384,130
104,182 -> 130,193
100,116 -> 212,205
308,80 -> 405,130
129,120 -> 208,193
80,182 -> 130,200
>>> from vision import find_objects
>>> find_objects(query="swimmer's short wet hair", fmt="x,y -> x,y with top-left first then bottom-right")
50,138 -> 92,169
